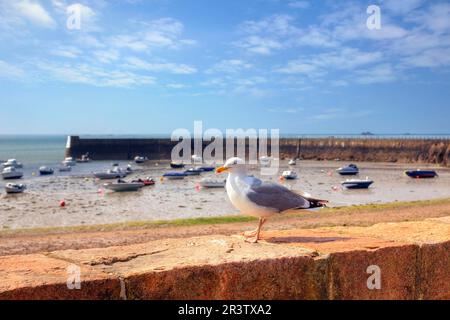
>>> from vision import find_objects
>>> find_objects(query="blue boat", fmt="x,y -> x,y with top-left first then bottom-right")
163,172 -> 187,180
341,178 -> 374,189
184,168 -> 203,176
405,170 -> 438,179
198,166 -> 215,172
336,164 -> 359,176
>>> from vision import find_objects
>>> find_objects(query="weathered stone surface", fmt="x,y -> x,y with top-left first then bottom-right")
418,241 -> 450,300
0,220 -> 448,300
0,254 -> 121,299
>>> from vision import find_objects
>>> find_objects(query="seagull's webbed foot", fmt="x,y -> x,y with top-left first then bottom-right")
242,217 -> 266,244
244,236 -> 259,243
242,229 -> 258,237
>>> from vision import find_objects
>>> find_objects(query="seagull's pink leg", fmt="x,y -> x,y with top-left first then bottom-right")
244,218 -> 266,243
243,218 -> 266,237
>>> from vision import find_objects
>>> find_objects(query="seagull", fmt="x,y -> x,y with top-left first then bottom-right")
216,157 -> 327,243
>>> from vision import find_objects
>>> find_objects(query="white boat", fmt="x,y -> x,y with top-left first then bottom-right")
62,157 -> 76,167
39,166 -> 54,175
1,167 -> 23,180
192,154 -> 203,164
281,170 -> 297,180
103,180 -> 144,192
126,164 -> 134,174
336,164 -> 359,176
5,183 -> 26,194
94,167 -> 126,179
259,156 -> 271,167
76,153 -> 91,163
134,156 -> 148,164
59,165 -> 72,172
288,159 -> 296,166
2,159 -> 23,169
199,178 -> 226,188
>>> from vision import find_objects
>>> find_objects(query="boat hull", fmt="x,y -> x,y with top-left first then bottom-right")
170,163 -> 185,169
2,173 -> 23,180
104,183 -> 144,192
342,181 -> 373,189
405,171 -> 438,179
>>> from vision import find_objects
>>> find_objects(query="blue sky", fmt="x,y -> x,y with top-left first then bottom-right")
0,0 -> 449,135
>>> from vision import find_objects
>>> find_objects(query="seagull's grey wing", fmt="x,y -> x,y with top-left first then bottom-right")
246,182 -> 311,212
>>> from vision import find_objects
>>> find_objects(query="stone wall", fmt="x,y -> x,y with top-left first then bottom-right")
66,136 -> 450,166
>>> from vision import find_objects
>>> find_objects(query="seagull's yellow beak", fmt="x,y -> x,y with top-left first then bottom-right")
216,166 -> 229,174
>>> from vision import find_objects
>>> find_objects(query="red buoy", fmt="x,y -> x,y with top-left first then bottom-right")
59,200 -> 66,207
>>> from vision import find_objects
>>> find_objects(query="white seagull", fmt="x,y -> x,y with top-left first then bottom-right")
216,157 -> 327,243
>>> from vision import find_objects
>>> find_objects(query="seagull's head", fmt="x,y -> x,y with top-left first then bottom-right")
216,157 -> 246,174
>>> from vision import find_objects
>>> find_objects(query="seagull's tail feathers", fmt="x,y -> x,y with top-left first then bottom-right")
294,189 -> 328,208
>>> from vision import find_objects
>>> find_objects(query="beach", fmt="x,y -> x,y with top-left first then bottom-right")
1,159 -> 450,230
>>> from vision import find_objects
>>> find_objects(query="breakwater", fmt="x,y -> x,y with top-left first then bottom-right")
65,136 -> 450,166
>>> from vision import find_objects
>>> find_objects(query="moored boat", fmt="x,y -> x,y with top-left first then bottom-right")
198,166 -> 215,172
59,165 -> 72,172
405,170 -> 438,179
341,178 -> 374,189
62,157 -> 76,167
39,166 -> 54,175
281,170 -> 297,180
199,178 -> 226,188
288,159 -> 296,166
163,172 -> 187,180
5,183 -> 26,194
76,153 -> 91,163
131,177 -> 155,186
336,164 -> 359,176
94,167 -> 126,179
134,156 -> 148,164
103,180 -> 144,192
1,167 -> 23,180
184,167 -> 203,176
2,159 -> 23,169
170,162 -> 185,169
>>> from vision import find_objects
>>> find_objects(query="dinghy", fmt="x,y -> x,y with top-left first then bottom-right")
94,167 -> 126,179
76,153 -> 91,163
103,180 -> 144,192
336,164 -> 359,176
1,167 -> 23,180
405,170 -> 438,179
5,183 -> 26,194
131,177 -> 155,186
288,159 -> 296,166
163,172 -> 187,180
134,156 -> 148,164
62,157 -> 76,167
281,170 -> 297,180
199,178 -> 226,188
198,166 -> 215,172
59,165 -> 72,172
2,159 -> 23,169
341,178 -> 374,189
39,166 -> 54,175
170,162 -> 185,169
184,168 -> 203,176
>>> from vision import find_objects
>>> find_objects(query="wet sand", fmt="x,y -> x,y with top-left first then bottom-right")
1,160 -> 450,230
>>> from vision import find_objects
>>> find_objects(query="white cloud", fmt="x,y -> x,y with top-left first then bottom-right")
166,83 -> 188,89
354,64 -> 396,84
381,0 -> 424,15
93,49 -> 120,64
234,36 -> 283,55
206,59 -> 252,73
124,56 -> 197,74
36,61 -> 155,88
110,18 -> 196,52
0,60 -> 25,78
50,46 -> 82,58
275,48 -> 382,76
14,0 -> 56,28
